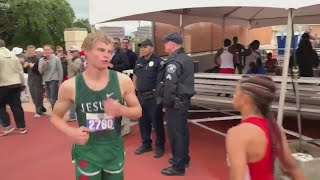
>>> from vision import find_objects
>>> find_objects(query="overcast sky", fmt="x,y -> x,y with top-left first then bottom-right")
67,0 -> 151,35
68,0 -> 89,19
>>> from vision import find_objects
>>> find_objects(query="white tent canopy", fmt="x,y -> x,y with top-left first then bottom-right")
89,0 -> 320,28
89,1 -> 320,126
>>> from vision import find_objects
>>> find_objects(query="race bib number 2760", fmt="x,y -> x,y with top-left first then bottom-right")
86,113 -> 115,131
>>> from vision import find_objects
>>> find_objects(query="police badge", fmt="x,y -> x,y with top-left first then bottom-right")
149,61 -> 154,67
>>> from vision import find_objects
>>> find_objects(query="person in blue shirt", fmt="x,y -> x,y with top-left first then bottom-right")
247,58 -> 265,74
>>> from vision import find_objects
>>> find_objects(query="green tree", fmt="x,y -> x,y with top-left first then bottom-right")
0,0 -> 75,48
73,18 -> 91,33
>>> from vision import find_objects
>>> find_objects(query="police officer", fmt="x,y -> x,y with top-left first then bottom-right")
133,39 -> 165,158
156,32 -> 195,176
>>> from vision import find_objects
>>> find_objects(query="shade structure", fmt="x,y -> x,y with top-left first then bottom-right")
89,0 -> 320,29
88,1 -> 320,126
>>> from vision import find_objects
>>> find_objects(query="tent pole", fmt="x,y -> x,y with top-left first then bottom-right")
247,24 -> 250,46
152,21 -> 157,54
277,9 -> 294,125
179,14 -> 183,35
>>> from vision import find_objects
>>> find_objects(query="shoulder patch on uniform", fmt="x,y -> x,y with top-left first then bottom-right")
167,64 -> 177,74
166,74 -> 172,80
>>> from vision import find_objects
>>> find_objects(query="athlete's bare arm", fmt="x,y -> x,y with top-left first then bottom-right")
50,78 -> 91,145
120,73 -> 141,119
226,125 -> 248,180
104,73 -> 141,120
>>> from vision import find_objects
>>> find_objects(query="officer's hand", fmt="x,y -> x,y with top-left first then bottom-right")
29,63 -> 35,68
104,98 -> 124,118
68,126 -> 91,145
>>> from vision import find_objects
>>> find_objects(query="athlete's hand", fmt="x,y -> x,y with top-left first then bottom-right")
69,126 -> 91,145
104,98 -> 124,118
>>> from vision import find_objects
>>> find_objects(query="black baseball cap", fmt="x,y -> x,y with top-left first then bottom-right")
138,39 -> 154,47
162,32 -> 183,44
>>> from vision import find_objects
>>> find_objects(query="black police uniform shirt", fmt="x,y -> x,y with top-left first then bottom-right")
156,48 -> 195,108
134,54 -> 162,92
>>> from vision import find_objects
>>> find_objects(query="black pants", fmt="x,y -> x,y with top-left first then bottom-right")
235,63 -> 243,74
0,86 -> 25,128
166,100 -> 190,170
138,94 -> 165,150
28,81 -> 44,114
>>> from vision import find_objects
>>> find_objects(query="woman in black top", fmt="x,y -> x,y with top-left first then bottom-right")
296,33 -> 319,77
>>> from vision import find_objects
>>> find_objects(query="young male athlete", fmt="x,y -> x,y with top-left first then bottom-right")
50,32 -> 142,180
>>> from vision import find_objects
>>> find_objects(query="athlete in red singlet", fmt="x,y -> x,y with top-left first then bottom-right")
241,116 -> 273,179
226,75 -> 304,180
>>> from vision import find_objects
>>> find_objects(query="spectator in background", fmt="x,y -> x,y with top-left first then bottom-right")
56,46 -> 64,59
305,26 -> 320,47
11,47 -> 27,65
38,44 -> 63,109
35,48 -> 44,58
256,58 -> 265,74
265,52 -> 278,73
241,40 -> 261,73
305,26 -> 318,41
24,45 -> 46,118
247,59 -> 265,75
79,49 -> 88,70
0,39 -> 27,135
61,55 -> 69,82
109,37 -> 129,72
66,46 -> 83,121
11,47 -> 30,103
67,46 -> 84,78
122,38 -> 138,70
56,46 -> 68,82
247,62 -> 258,74
214,38 -> 237,74
296,34 -> 320,77
231,36 -> 245,74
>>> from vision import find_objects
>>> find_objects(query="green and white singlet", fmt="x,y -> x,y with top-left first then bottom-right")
72,70 -> 124,173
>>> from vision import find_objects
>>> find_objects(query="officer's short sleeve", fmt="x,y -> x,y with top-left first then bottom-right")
163,61 -> 182,107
